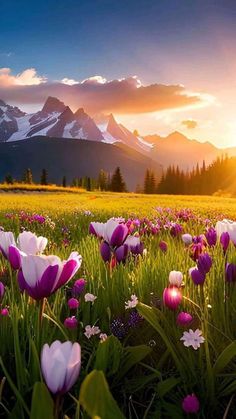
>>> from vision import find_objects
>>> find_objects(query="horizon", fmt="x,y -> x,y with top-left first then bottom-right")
1,0 -> 236,147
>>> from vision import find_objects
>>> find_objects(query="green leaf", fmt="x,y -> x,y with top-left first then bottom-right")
79,370 -> 125,419
95,336 -> 122,375
137,303 -> 182,371
156,377 -> 181,398
116,345 -> 152,381
213,342 -> 236,375
30,382 -> 54,419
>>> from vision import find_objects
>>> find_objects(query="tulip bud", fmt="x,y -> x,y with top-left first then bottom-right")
64,316 -> 78,329
159,241 -> 168,252
190,267 -> 206,285
163,286 -> 182,310
177,312 -> 193,326
68,298 -> 80,310
205,227 -> 217,247
1,308 -> 9,316
225,263 -> 236,282
220,232 -> 230,254
72,278 -> 86,296
0,281 -> 5,299
182,234 -> 192,246
197,253 -> 212,274
182,394 -> 200,413
169,271 -> 183,287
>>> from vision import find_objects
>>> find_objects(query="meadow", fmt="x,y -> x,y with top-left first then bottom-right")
0,192 -> 236,418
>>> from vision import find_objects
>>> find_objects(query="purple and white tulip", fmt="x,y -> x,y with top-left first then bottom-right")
18,252 -> 82,300
41,340 -> 81,394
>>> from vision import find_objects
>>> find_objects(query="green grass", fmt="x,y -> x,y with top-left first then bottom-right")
0,193 -> 236,418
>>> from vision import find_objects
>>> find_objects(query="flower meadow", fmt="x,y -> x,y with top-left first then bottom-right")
0,198 -> 236,418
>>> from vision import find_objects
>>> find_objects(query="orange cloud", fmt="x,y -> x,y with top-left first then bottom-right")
0,68 -> 46,87
0,68 -> 205,114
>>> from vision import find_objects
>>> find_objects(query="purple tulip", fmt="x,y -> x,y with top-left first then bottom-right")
182,394 -> 200,413
0,231 -> 16,261
68,298 -> 80,309
170,223 -> 183,237
125,236 -> 144,256
197,253 -> 212,274
1,308 -> 9,316
225,263 -> 236,282
18,252 -> 82,300
190,267 -> 206,285
205,227 -> 217,247
90,219 -> 128,247
0,281 -> 5,299
159,241 -> 168,252
41,341 -> 81,394
64,316 -> 78,329
115,244 -> 128,262
220,232 -> 230,254
177,312 -> 193,326
163,286 -> 182,310
100,242 -> 111,262
72,278 -> 86,296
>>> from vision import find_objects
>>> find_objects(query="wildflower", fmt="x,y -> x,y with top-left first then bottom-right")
127,310 -> 143,328
182,394 -> 200,413
99,333 -> 108,342
84,325 -> 101,339
84,293 -> 97,303
68,298 -> 80,309
182,234 -> 192,245
169,270 -> 183,287
163,286 -> 182,310
18,252 -> 82,300
180,329 -> 205,350
110,318 -> 128,339
177,312 -> 193,326
125,294 -> 138,309
64,316 -> 78,329
41,341 -> 81,394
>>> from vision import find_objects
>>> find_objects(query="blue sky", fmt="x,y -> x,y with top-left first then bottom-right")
1,0 -> 236,146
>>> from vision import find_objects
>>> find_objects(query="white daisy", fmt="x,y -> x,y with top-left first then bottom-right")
180,329 -> 205,350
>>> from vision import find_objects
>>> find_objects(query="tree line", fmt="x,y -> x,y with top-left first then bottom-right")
143,155 -> 236,195
3,167 -> 127,192
3,155 -> 235,194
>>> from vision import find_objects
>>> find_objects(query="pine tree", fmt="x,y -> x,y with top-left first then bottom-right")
110,167 -> 126,192
98,169 -> 108,191
5,173 -> 13,184
62,176 -> 66,187
41,169 -> 48,185
23,168 -> 33,184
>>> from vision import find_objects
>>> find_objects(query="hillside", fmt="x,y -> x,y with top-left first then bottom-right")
0,136 -> 161,191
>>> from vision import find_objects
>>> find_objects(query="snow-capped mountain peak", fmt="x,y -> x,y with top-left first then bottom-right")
0,97 -> 153,154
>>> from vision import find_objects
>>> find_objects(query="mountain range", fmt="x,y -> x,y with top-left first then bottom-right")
0,96 -> 236,189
